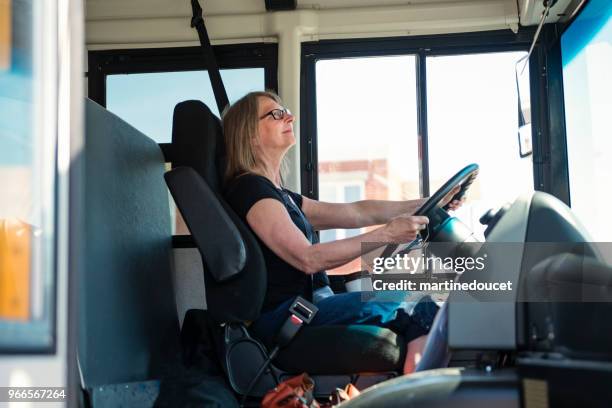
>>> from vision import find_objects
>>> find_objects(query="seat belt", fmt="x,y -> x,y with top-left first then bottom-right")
190,0 -> 229,114
279,190 -> 333,302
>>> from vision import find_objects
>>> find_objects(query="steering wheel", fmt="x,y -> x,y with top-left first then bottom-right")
414,163 -> 479,243
378,164 -> 479,259
414,163 -> 479,216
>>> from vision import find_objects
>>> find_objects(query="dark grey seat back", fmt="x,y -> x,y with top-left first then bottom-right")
81,99 -> 180,388
165,166 -> 246,282
170,100 -> 266,323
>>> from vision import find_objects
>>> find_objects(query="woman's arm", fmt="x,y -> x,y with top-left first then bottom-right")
301,197 -> 426,230
301,186 -> 461,230
246,198 -> 428,274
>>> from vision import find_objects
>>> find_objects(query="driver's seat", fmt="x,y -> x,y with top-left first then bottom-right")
165,100 -> 409,396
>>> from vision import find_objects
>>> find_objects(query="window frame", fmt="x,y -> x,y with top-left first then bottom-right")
0,0 -> 59,354
301,28 -> 566,203
88,43 -> 279,162
88,44 -> 278,243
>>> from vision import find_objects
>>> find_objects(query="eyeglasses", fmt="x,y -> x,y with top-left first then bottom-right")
259,107 -> 292,120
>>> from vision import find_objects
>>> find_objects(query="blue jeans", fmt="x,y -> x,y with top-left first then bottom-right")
250,291 -> 439,346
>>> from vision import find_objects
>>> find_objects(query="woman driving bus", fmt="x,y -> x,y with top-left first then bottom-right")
223,91 -> 463,374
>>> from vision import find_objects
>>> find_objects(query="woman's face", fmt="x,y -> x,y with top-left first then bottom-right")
255,96 -> 295,154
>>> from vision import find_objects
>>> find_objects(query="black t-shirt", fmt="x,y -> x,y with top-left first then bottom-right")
224,173 -> 312,312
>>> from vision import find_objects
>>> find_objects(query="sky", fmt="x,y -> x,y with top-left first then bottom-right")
107,68 -> 265,143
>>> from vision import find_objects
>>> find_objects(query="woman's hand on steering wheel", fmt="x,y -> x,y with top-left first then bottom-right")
384,215 -> 429,243
445,196 -> 466,211
440,185 -> 464,210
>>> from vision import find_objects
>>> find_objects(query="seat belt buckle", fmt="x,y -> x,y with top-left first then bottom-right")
288,296 -> 318,324
275,297 -> 318,348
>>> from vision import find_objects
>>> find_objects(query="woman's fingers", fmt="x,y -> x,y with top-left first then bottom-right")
411,215 -> 429,226
408,215 -> 429,233
385,215 -> 429,242
447,195 -> 467,211
440,186 -> 461,207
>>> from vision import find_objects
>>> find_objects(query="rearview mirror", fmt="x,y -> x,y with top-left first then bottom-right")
518,122 -> 532,158
516,57 -> 532,158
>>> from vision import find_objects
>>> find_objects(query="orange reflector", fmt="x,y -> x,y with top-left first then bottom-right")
0,218 -> 31,321
0,0 -> 11,71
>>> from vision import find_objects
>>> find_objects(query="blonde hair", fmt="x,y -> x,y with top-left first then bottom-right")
222,91 -> 288,185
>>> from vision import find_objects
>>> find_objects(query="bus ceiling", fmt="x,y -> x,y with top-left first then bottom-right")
85,0 -> 579,50
84,0 -> 581,192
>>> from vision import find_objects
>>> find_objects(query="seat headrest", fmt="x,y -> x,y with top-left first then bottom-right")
171,100 -> 226,192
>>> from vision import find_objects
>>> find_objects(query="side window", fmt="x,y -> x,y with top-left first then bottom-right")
90,45 -> 277,236
315,56 -> 421,245
562,0 -> 612,243
106,68 -> 265,144
310,48 -> 534,245
107,68 -> 265,236
427,51 -> 533,239
0,0 -> 55,351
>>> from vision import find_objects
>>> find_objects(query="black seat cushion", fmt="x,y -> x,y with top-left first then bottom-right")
269,325 -> 406,374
